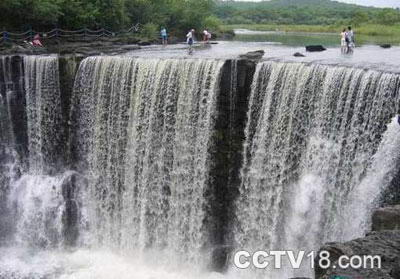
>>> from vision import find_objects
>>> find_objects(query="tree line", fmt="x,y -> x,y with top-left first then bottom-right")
3,0 -> 399,38
0,0 -> 220,36
216,0 -> 400,26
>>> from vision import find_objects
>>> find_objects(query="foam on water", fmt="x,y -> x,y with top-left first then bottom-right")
0,248 -> 228,279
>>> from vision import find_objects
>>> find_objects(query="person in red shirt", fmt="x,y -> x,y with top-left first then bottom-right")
32,34 -> 43,47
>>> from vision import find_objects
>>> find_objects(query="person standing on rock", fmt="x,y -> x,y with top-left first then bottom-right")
346,26 -> 355,54
186,29 -> 195,54
341,28 -> 347,53
348,26 -> 355,48
161,27 -> 168,46
203,29 -> 211,44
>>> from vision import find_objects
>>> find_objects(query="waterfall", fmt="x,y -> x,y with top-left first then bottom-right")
70,56 -> 224,266
234,61 -> 400,278
0,56 -> 85,251
1,54 -> 400,278
0,56 -> 25,242
343,116 -> 400,238
24,56 -> 62,174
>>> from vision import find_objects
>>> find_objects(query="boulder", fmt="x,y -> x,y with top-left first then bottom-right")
138,40 -> 152,46
293,52 -> 306,57
315,230 -> 400,279
239,50 -> 265,61
372,205 -> 400,231
380,44 -> 392,49
305,45 -> 326,52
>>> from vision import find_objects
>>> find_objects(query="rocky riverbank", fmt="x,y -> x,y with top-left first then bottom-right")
0,36 -> 145,56
0,29 -> 234,56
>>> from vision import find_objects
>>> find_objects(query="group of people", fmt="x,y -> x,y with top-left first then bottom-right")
186,29 -> 212,53
160,27 -> 212,54
341,26 -> 355,54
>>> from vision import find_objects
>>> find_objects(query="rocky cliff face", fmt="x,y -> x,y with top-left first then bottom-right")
372,205 -> 400,232
208,58 -> 257,271
316,206 -> 400,279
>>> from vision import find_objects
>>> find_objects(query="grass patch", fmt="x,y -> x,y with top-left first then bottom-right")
222,24 -> 400,36
221,23 -> 400,44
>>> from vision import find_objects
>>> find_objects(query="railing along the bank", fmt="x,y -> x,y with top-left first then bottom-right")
0,24 -> 140,44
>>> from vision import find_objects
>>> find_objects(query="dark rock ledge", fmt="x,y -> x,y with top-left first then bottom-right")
0,37 -> 142,56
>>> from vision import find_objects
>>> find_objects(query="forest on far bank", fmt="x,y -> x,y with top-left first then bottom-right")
216,0 -> 400,27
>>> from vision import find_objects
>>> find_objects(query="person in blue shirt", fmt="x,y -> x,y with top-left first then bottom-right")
161,27 -> 168,46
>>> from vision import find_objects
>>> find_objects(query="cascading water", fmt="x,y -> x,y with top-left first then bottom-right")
0,56 -> 25,243
234,61 -> 400,278
24,56 -> 63,174
0,56 -> 89,279
70,56 -> 225,267
1,53 -> 400,279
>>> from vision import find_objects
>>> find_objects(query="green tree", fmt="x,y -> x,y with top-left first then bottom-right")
352,10 -> 369,26
376,8 -> 400,25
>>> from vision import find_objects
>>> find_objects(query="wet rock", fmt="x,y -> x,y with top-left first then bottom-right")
0,43 -> 46,55
209,59 -> 257,272
372,205 -> 400,231
9,45 -> 29,53
305,45 -> 326,52
211,245 -> 232,272
61,172 -> 87,247
315,230 -> 400,279
391,264 -> 400,278
381,44 -> 392,49
239,50 -> 265,61
2,36 -> 143,56
293,52 -> 306,57
138,40 -> 152,46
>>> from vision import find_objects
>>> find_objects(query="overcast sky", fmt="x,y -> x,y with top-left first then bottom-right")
337,0 -> 400,8
237,0 -> 400,8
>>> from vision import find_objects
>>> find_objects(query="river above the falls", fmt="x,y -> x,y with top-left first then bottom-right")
129,40 -> 400,73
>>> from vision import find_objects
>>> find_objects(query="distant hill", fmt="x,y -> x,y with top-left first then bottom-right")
217,0 -> 373,9
215,0 -> 399,25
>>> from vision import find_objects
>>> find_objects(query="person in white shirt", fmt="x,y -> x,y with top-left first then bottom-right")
341,28 -> 347,53
186,29 -> 195,54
